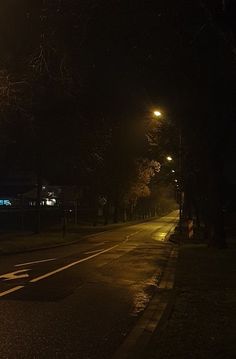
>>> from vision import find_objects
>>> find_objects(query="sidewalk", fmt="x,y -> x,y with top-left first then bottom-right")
146,236 -> 236,359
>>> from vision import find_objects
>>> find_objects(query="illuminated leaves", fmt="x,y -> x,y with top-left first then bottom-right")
123,159 -> 161,203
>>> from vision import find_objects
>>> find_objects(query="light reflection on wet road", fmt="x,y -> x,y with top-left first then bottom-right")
0,211 -> 178,359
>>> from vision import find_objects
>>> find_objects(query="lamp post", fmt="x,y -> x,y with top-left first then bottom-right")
152,109 -> 183,229
166,140 -> 184,232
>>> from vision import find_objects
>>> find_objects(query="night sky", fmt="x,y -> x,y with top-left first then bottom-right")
79,0 -> 236,136
0,1 -> 235,185
0,1 -> 234,113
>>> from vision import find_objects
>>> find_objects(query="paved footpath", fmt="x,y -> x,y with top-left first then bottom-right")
142,237 -> 236,359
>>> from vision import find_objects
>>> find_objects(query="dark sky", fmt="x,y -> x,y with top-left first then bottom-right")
77,1 -> 234,123
84,1 -> 189,113
81,0 -> 236,183
0,1 -> 235,183
0,0 -> 233,116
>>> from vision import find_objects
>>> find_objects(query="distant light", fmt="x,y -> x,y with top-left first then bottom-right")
166,156 -> 173,161
46,198 -> 56,206
0,199 -> 11,206
171,169 -> 175,173
154,111 -> 162,117
174,179 -> 178,182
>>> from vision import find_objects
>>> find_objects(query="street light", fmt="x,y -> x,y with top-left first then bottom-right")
153,111 -> 162,117
152,107 -> 183,232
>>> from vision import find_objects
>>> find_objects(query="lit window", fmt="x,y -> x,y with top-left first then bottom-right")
46,198 -> 56,206
0,199 -> 12,206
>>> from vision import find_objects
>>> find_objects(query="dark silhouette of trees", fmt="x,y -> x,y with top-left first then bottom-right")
0,0 -> 234,246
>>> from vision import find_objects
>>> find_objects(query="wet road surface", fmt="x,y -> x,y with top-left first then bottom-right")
0,211 -> 178,359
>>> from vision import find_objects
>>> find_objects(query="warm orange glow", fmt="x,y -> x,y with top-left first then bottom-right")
153,111 -> 162,117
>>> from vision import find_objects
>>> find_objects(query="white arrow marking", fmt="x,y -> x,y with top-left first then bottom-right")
0,269 -> 31,281
15,258 -> 57,267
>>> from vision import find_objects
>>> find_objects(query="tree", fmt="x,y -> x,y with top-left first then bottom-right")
0,0 -> 110,230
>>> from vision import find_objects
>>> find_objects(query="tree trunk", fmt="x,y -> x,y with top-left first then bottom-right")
35,172 -> 42,234
205,162 -> 227,249
113,201 -> 119,223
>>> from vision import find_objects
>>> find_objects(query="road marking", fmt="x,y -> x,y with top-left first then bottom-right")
125,229 -> 144,241
0,219 -> 178,298
0,269 -> 31,281
84,249 -> 105,255
0,286 -> 24,298
92,241 -> 106,246
30,244 -> 119,283
15,258 -> 57,267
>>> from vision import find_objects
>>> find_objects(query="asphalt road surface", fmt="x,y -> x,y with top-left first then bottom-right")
0,211 -> 178,359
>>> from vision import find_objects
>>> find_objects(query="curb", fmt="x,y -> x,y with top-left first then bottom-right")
164,222 -> 178,242
0,215 -> 172,257
0,229 -> 120,257
112,245 -> 179,359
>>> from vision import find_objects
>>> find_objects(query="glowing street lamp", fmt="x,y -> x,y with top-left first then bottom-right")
153,111 -> 162,117
171,169 -> 175,173
166,156 -> 173,162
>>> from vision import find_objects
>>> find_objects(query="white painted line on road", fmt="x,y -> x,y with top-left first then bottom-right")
125,229 -> 144,241
84,249 -> 105,255
30,244 -> 119,283
15,258 -> 57,267
0,285 -> 24,298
